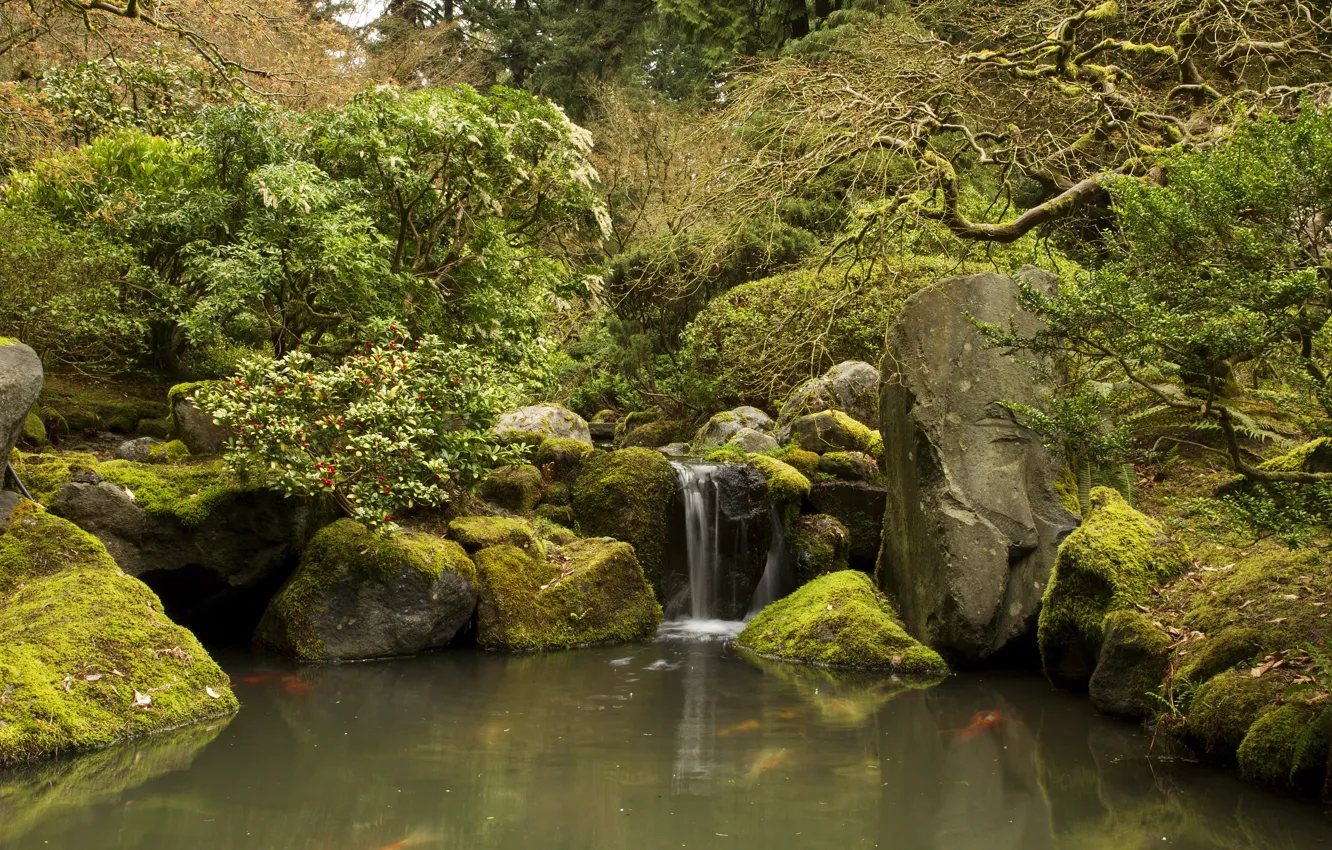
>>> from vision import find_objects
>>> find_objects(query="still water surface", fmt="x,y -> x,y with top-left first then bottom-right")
3,623 -> 1330,849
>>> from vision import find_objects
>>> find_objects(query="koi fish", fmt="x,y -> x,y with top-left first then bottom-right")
948,710 -> 1011,740
238,675 -> 270,685
280,674 -> 310,695
375,829 -> 435,849
718,719 -> 761,737
745,747 -> 791,781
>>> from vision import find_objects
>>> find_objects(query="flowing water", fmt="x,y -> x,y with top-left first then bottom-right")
675,461 -> 724,619
3,637 -> 1330,850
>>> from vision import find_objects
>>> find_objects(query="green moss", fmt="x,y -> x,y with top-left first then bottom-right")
1237,702 -> 1322,789
1039,487 -> 1189,686
704,444 -> 748,464
737,571 -> 948,674
493,429 -> 546,456
789,410 -> 880,456
622,419 -> 694,448
818,451 -> 878,482
145,440 -> 191,464
772,445 -> 821,479
542,481 -> 571,506
0,502 -> 237,765
1088,610 -> 1171,718
448,515 -> 539,553
613,410 -> 660,445
478,464 -> 544,514
20,412 -> 46,447
136,418 -> 171,440
1175,627 -> 1263,684
744,453 -> 811,503
1053,466 -> 1083,517
166,381 -> 209,413
571,448 -> 677,594
533,519 -> 578,546
1183,670 -> 1284,759
534,438 -> 594,483
474,539 -> 662,650
791,514 -> 850,585
0,337 -> 17,346
535,504 -> 575,526
1290,707 -> 1332,792
591,410 -> 619,423
41,376 -> 167,436
11,452 -> 99,505
257,519 -> 474,662
95,459 -> 244,528
1257,437 -> 1332,473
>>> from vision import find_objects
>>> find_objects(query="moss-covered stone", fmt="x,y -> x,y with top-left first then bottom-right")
136,418 -> 171,439
20,412 -> 46,447
1175,627 -> 1264,684
736,571 -> 949,674
94,459 -> 244,528
146,440 -> 191,465
621,419 -> 694,449
474,538 -> 662,650
591,409 -> 619,423
535,504 -> 575,526
1237,702 -> 1323,789
1182,670 -> 1284,760
534,437 -> 594,483
1088,610 -> 1171,719
613,410 -> 659,445
743,453 -> 811,503
0,501 -> 237,765
533,520 -> 578,546
1039,487 -> 1189,688
542,481 -> 571,506
788,410 -> 881,457
1257,437 -> 1332,473
818,451 -> 878,482
41,376 -> 168,436
791,514 -> 850,586
11,451 -> 99,505
253,519 -> 477,662
1290,707 -> 1332,792
448,515 -> 539,554
773,445 -> 821,480
478,464 -> 544,514
572,448 -> 677,594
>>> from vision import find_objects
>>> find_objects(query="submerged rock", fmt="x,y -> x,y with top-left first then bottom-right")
736,571 -> 948,674
572,448 -> 677,596
254,519 -> 477,662
776,361 -> 880,431
494,404 -> 591,446
0,501 -> 237,765
878,269 -> 1079,662
1039,488 -> 1187,688
474,538 -> 661,650
0,342 -> 43,463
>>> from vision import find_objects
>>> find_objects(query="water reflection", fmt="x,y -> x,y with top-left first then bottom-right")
0,640 -> 1328,849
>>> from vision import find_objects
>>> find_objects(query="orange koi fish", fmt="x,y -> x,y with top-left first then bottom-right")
745,747 -> 791,781
718,719 -> 761,737
280,674 -> 310,695
948,710 -> 1011,740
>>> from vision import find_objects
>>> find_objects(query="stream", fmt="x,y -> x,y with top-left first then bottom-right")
3,624 -> 1330,849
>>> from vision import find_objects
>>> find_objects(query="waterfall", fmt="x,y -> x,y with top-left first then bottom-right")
674,462 -> 722,620
747,503 -> 794,615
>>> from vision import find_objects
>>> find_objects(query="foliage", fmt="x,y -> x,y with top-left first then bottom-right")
199,333 -> 523,527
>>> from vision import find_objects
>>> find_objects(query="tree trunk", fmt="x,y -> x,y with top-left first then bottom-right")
813,0 -> 833,19
789,0 -> 810,39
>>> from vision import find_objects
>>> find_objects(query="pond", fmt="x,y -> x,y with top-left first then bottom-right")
3,623 -> 1329,850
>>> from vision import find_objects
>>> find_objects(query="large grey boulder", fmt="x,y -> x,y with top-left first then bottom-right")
0,342 -> 43,463
776,360 -> 880,431
877,268 -> 1078,662
693,406 -> 774,452
494,404 -> 591,446
253,519 -> 477,662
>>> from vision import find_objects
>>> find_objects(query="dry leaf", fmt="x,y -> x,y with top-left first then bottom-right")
61,676 -> 72,693
132,691 -> 152,707
124,487 -> 135,502
206,687 -> 221,699
83,673 -> 101,682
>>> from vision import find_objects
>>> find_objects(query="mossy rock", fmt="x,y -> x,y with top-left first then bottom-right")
1290,707 -> 1332,793
535,504 -> 575,526
591,410 -> 619,423
791,514 -> 851,586
534,438 -> 594,483
19,413 -> 46,447
743,453 -> 811,503
621,419 -> 694,449
533,521 -> 578,546
542,481 -> 571,507
1039,487 -> 1189,688
773,446 -> 821,480
11,452 -> 100,505
167,381 -> 229,455
736,571 -> 949,674
787,410 -> 882,457
818,451 -> 878,482
254,519 -> 477,662
136,417 -> 171,439
1087,610 -> 1171,719
0,501 -> 237,765
1175,626 -> 1264,684
93,459 -> 244,528
146,440 -> 191,464
1237,702 -> 1325,791
478,464 -> 543,514
572,448 -> 677,595
474,538 -> 662,650
1183,670 -> 1285,760
448,515 -> 539,554
41,377 -> 168,436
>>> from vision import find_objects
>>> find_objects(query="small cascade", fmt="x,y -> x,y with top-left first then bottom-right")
747,503 -> 795,615
674,461 -> 722,619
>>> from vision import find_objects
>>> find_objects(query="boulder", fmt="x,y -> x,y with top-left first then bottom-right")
776,360 -> 880,431
0,343 -> 43,464
785,410 -> 882,456
534,437 -> 593,483
572,448 -> 677,596
743,454 -> 810,503
775,447 -> 820,480
818,451 -> 878,482
115,437 -> 164,463
621,419 -> 694,448
168,382 -> 231,455
808,481 -> 886,565
20,412 -> 46,447
693,406 -> 774,453
0,501 -> 237,765
1183,670 -> 1285,760
1238,703 -> 1330,792
254,519 -> 477,662
878,269 -> 1080,662
494,404 -> 591,446
790,514 -> 850,586
474,538 -> 661,650
1088,611 -> 1171,719
477,464 -> 543,513
1039,488 -> 1188,688
736,571 -> 948,674
727,427 -> 778,454
448,515 -> 540,554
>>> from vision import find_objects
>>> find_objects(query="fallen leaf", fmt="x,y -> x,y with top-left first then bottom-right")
132,691 -> 152,708
83,673 -> 101,682
206,687 -> 221,699
61,676 -> 72,693
124,487 -> 135,502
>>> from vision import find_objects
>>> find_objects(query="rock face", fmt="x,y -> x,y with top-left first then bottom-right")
0,501 -> 237,765
878,269 -> 1080,662
0,343 -> 43,464
494,404 -> 591,446
474,538 -> 662,650
572,448 -> 677,596
777,361 -> 880,431
693,406 -> 774,452
169,383 -> 230,455
254,519 -> 477,662
736,571 -> 948,674
1039,487 -> 1187,688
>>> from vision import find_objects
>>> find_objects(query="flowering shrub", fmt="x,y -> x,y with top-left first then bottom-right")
199,334 -> 522,527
